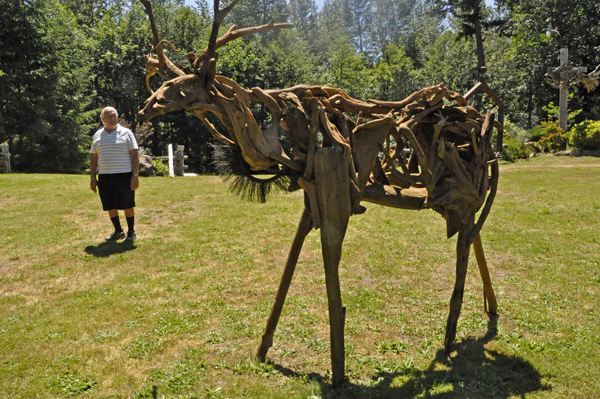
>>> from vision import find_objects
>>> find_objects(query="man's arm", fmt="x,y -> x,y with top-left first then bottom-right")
90,153 -> 99,193
130,149 -> 139,191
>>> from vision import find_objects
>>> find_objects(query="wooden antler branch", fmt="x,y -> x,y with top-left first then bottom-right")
192,21 -> 293,69
139,0 -> 159,46
140,0 -> 185,92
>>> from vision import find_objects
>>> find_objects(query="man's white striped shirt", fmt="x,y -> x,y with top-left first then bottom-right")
90,124 -> 138,174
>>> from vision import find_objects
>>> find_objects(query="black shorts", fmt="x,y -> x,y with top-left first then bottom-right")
98,173 -> 136,211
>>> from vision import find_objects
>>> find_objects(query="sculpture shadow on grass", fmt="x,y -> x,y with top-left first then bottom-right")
84,240 -> 136,258
272,316 -> 550,399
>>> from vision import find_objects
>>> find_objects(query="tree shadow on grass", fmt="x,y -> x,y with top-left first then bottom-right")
84,240 -> 136,257
273,316 -> 550,399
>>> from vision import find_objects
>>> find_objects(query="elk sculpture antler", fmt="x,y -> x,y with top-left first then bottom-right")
139,0 -> 500,387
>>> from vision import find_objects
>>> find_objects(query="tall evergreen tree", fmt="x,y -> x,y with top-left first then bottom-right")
225,0 -> 288,28
348,0 -> 372,54
0,0 -> 95,172
287,0 -> 320,53
288,0 -> 318,33
368,0 -> 420,57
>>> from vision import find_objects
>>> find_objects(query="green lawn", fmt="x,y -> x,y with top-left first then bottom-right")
1,156 -> 599,399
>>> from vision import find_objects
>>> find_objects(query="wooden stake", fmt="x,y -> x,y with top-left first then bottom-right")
472,234 -> 497,314
256,208 -> 313,361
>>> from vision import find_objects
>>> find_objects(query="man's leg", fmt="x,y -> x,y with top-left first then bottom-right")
124,208 -> 136,240
106,209 -> 125,241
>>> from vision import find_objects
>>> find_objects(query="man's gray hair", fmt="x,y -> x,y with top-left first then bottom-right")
100,107 -> 118,119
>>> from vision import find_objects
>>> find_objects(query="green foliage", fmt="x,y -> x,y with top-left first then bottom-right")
419,31 -> 478,93
568,120 -> 600,150
504,120 -> 528,142
0,0 -> 95,173
504,0 -> 600,126
3,0 -> 599,173
369,44 -> 418,100
528,125 -> 546,142
153,159 -> 169,177
542,94 -> 583,127
501,137 -> 529,162
538,120 -> 568,152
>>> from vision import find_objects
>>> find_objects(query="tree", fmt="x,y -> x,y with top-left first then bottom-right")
318,0 -> 354,57
419,30 -> 478,92
370,43 -> 418,100
429,0 -> 488,72
287,0 -> 320,53
500,0 -> 600,126
225,0 -> 288,28
0,0 -> 95,172
288,0 -> 318,34
348,0 -> 372,54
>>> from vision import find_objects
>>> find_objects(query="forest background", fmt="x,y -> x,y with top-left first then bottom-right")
1,0 -> 599,173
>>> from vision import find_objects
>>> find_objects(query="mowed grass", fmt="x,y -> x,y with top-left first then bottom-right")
1,155 -> 599,398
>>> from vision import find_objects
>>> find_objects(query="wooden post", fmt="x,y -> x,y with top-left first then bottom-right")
314,147 -> 351,388
0,144 -> 10,173
168,144 -> 174,177
547,47 -> 587,133
174,145 -> 188,176
559,48 -> 569,132
472,234 -> 497,314
257,207 -> 313,360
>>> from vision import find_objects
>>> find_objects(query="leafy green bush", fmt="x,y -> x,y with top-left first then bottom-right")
153,159 -> 169,177
501,137 -> 529,162
504,120 -> 528,142
538,121 -> 568,152
568,120 -> 600,150
528,125 -> 546,142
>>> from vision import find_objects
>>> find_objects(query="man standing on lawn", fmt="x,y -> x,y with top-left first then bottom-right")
89,107 -> 139,241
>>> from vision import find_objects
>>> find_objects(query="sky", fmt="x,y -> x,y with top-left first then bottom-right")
312,0 -> 496,8
186,0 -> 496,10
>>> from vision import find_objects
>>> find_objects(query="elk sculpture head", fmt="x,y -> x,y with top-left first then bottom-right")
138,0 -> 500,388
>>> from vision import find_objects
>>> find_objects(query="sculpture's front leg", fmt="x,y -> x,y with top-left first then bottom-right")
257,207 -> 313,360
314,147 -> 352,387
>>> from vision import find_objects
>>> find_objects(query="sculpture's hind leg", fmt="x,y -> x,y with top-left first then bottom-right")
444,227 -> 471,355
315,147 -> 352,388
472,233 -> 497,315
257,207 -> 313,361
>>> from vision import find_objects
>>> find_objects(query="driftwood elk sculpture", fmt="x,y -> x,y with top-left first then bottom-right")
138,0 -> 500,387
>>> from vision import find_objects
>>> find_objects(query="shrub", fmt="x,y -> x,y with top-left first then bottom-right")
153,159 -> 169,177
568,120 -> 600,150
538,121 -> 568,151
501,137 -> 529,162
528,125 -> 546,142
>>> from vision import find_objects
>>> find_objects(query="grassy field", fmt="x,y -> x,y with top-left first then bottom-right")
1,156 -> 599,399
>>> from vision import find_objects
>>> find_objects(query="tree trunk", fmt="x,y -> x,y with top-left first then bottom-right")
473,5 -> 485,112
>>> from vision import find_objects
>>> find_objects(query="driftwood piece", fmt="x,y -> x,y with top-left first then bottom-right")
353,117 -> 395,194
361,184 -> 426,210
472,233 -> 497,314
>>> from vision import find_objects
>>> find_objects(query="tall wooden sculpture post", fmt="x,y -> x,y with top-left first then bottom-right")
545,29 -> 600,132
138,0 -> 500,387
547,47 -> 587,131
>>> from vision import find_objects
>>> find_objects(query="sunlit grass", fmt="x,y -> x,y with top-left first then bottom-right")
1,156 -> 599,398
